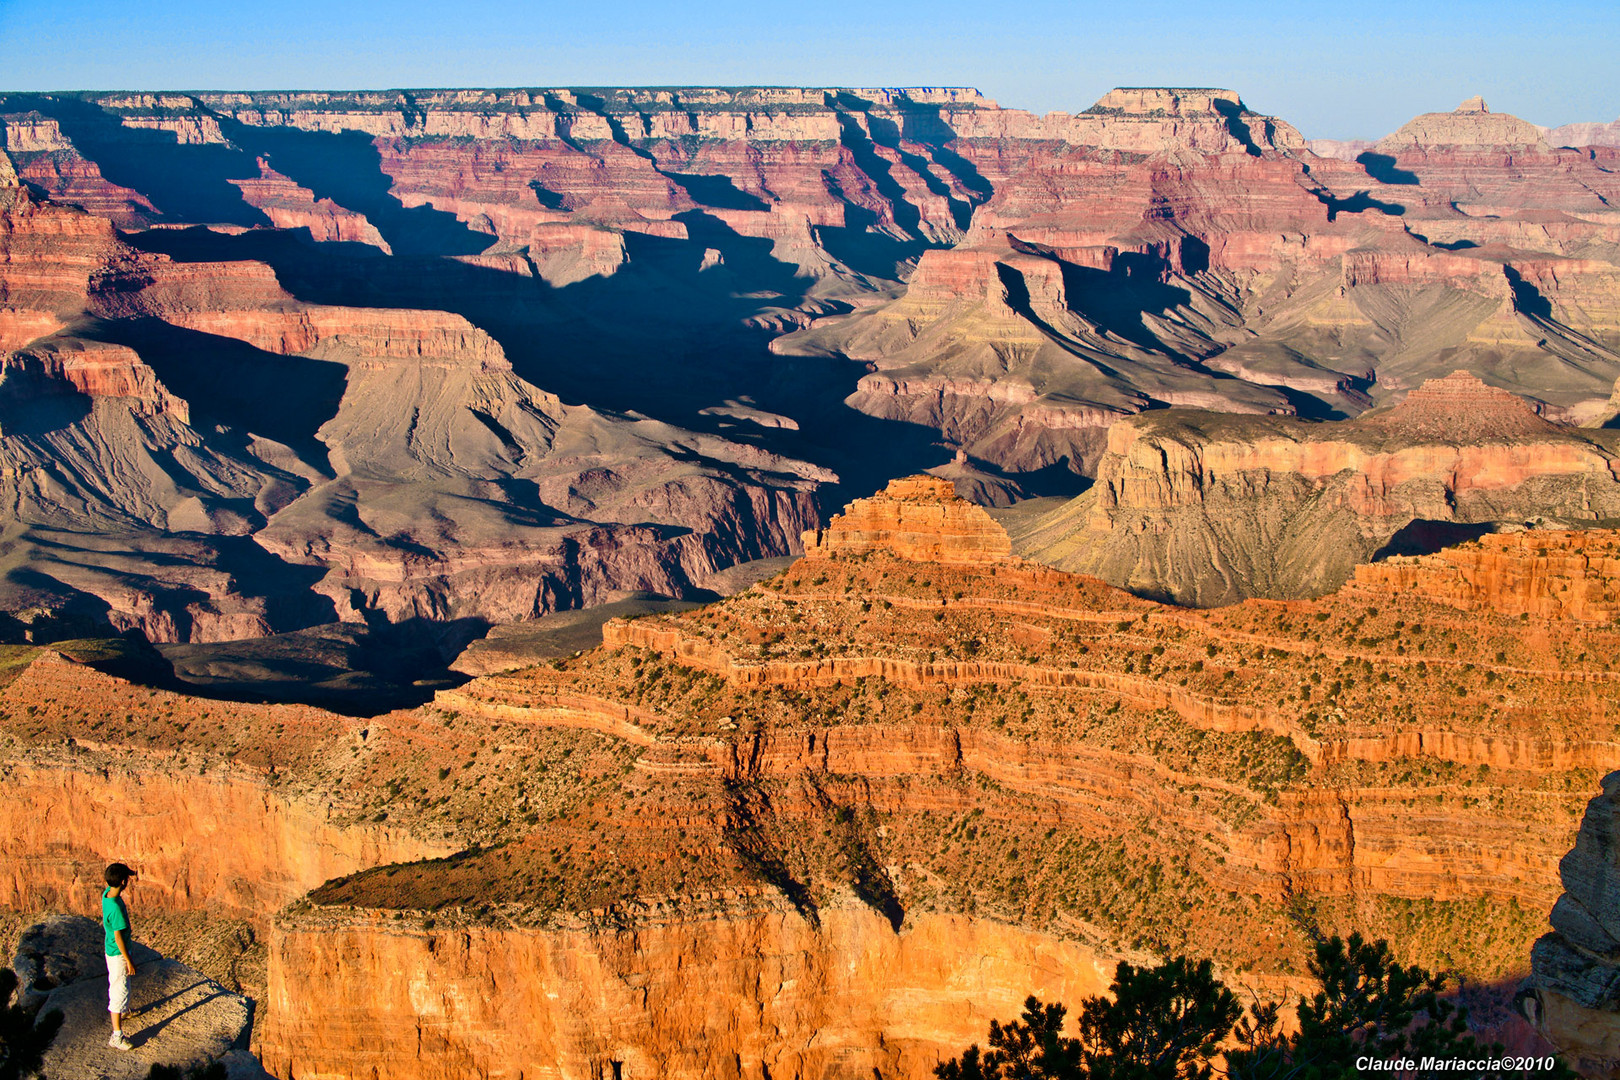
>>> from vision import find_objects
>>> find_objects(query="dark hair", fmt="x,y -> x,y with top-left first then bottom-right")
103,863 -> 135,888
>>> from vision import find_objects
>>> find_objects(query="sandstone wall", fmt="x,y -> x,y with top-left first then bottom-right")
261,904 -> 1119,1080
0,757 -> 451,921
1349,530 -> 1620,622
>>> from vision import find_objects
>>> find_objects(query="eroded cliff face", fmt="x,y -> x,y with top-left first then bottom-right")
1350,530 -> 1620,623
0,157 -> 832,642
1011,372 -> 1620,606
4,86 -> 1620,642
1,92 -> 871,647
2,87 -> 1619,1076
802,474 -> 1012,565
0,652 -> 452,921
249,489 -> 1613,1075
776,94 -> 1620,473
262,906 -> 1118,1080
4,482 -> 1611,1076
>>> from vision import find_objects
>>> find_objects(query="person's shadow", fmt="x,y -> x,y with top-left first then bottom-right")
126,963 -> 230,1047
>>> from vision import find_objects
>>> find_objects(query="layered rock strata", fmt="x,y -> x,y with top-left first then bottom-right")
4,85 -> 1620,635
802,474 -> 1012,565
6,477 -> 1607,1077
0,159 -> 832,641
1350,530 -> 1620,622
265,517 -> 1616,1076
1012,373 -> 1620,605
776,94 -> 1620,473
5,86 -> 1619,481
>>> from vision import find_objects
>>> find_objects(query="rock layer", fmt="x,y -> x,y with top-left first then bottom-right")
261,907 -> 1116,1080
4,86 -> 1620,634
802,474 -> 1012,565
4,503 -> 1614,1076
1011,373 -> 1620,605
1350,530 -> 1620,622
776,93 -> 1620,474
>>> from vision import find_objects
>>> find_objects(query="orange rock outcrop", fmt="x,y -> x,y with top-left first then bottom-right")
261,908 -> 1118,1080
252,524 -> 1614,1076
1351,530 -> 1620,622
4,82 -> 1620,1076
0,652 -> 452,922
4,511 -> 1614,1076
802,475 -> 1012,565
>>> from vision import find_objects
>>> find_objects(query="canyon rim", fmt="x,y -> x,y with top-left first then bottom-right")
1,77 -> 1619,1079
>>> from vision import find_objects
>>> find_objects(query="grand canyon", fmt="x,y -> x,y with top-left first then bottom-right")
2,82 -> 1619,1077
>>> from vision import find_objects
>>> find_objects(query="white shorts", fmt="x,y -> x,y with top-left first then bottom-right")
107,959 -> 130,1013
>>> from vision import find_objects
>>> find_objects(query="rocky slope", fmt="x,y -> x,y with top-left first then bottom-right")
3,87 -> 1620,647
14,914 -> 268,1079
775,94 -> 1620,474
0,140 -> 831,651
1,478 -> 1606,1077
1011,372 -> 1620,605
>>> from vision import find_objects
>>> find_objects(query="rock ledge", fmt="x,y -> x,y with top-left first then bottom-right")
802,475 -> 1013,566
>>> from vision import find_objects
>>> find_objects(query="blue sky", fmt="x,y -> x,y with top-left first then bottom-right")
1,0 -> 1616,139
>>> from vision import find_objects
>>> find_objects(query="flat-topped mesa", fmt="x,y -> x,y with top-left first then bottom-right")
1365,371 -> 1557,440
1349,529 -> 1620,622
1060,85 -> 1305,153
802,475 -> 1013,566
1,340 -> 190,421
840,86 -> 991,107
1087,87 -> 1244,116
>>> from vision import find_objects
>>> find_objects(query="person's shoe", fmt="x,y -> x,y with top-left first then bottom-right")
108,1032 -> 133,1050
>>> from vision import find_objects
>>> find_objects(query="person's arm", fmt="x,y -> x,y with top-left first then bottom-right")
115,927 -> 134,975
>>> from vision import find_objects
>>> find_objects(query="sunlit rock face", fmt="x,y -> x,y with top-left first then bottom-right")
803,474 -> 1013,565
8,471 -> 1614,1075
1009,373 -> 1620,606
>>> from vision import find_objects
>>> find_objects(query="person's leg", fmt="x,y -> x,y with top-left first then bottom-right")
108,962 -> 131,1048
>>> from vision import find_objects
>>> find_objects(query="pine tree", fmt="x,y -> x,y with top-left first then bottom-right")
939,936 -> 1576,1080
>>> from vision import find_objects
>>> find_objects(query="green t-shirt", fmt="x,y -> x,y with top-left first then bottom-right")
102,888 -> 130,957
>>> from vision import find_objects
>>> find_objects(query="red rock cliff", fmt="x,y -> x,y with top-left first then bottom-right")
802,474 -> 1012,565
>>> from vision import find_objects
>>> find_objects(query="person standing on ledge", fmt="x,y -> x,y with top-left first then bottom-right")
102,862 -> 137,1051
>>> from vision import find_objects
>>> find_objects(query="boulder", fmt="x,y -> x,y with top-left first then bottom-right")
13,914 -> 267,1080
1529,772 -> 1620,1075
